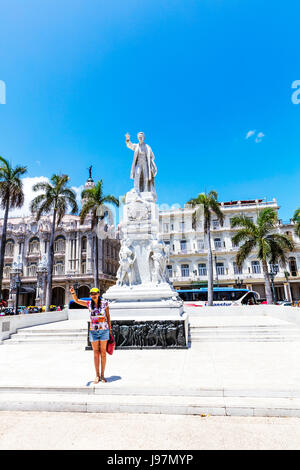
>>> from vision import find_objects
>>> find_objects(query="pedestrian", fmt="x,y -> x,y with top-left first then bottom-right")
69,286 -> 111,384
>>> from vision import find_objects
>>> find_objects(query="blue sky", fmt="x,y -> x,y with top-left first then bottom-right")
0,0 -> 299,221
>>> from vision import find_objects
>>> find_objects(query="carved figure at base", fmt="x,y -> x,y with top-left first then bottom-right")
116,239 -> 136,287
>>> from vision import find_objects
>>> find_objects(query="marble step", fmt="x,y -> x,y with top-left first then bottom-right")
1,390 -> 300,417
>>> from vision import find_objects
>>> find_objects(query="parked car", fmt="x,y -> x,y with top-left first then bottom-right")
3,307 -> 14,315
41,305 -> 57,312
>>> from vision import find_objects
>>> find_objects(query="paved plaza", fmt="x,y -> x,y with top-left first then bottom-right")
1,305 -> 300,418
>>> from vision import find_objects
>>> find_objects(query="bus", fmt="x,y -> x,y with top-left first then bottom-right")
176,288 -> 259,306
68,297 -> 90,309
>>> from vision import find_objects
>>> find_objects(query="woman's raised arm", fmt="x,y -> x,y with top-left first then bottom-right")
69,286 -> 88,307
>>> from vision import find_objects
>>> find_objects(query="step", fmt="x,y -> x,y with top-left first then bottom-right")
1,391 -> 300,417
189,336 -> 300,342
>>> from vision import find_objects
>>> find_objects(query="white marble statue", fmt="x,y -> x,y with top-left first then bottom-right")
125,132 -> 157,194
150,238 -> 168,284
116,239 -> 136,287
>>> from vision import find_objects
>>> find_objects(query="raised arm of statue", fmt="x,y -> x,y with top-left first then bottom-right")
125,133 -> 137,151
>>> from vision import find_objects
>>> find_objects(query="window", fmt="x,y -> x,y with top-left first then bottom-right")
212,219 -> 219,230
214,238 -> 222,249
54,236 -> 66,253
198,263 -> 207,276
180,240 -> 187,253
167,265 -> 173,278
3,264 -> 11,278
29,237 -> 40,254
251,261 -> 261,274
216,262 -> 225,275
81,236 -> 87,251
163,223 -> 169,233
28,264 -> 37,277
54,262 -> 65,275
269,263 -> 279,274
180,221 -> 185,232
289,257 -> 298,277
197,239 -> 204,251
233,262 -> 243,275
181,264 -> 190,277
5,240 -> 14,256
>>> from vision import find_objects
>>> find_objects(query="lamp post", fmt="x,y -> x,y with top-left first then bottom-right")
236,276 -> 243,289
73,281 -> 79,297
214,254 -> 219,287
15,276 -> 21,316
269,271 -> 277,304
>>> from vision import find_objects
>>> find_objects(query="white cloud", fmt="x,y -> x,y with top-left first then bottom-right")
245,130 -> 265,143
245,130 -> 255,139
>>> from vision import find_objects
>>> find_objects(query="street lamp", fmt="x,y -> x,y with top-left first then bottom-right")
15,276 -> 21,315
269,270 -> 277,304
73,281 -> 79,297
236,277 -> 243,289
214,254 -> 219,287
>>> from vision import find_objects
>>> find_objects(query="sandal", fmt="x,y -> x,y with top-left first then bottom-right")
100,376 -> 107,383
93,376 -> 100,384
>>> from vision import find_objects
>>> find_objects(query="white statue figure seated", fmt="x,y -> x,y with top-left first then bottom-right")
125,131 -> 157,194
116,239 -> 136,287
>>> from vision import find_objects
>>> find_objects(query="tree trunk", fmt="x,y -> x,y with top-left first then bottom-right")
0,200 -> 10,297
206,224 -> 214,306
45,209 -> 56,311
262,259 -> 273,304
93,230 -> 99,289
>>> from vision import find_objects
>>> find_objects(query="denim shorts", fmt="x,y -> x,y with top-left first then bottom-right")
89,328 -> 110,343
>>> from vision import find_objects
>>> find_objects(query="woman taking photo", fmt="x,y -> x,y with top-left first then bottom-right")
69,286 -> 111,384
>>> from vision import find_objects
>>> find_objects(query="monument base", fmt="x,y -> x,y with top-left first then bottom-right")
101,282 -> 188,350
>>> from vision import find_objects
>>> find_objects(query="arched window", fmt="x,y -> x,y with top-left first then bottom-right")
53,261 -> 65,275
28,263 -> 37,277
29,237 -> 40,254
3,264 -> 11,278
54,236 -> 66,253
5,239 -> 14,256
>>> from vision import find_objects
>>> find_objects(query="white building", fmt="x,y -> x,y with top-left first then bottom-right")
158,198 -> 300,301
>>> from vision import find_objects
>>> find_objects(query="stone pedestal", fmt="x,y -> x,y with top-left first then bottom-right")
103,188 -> 188,348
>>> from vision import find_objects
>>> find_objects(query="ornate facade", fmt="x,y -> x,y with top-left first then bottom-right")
159,198 -> 300,301
0,176 -> 120,308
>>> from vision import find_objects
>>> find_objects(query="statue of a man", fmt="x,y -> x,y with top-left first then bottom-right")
125,132 -> 157,194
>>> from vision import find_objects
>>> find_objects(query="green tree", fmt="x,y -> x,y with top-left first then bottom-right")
231,207 -> 294,304
0,156 -> 27,296
80,179 -> 119,290
292,208 -> 300,238
30,174 -> 78,311
187,191 -> 224,306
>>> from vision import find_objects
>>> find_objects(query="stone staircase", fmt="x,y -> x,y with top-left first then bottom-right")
4,320 -> 88,345
189,324 -> 300,342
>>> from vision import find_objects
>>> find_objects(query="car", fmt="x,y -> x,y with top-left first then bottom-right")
41,305 -> 57,312
3,307 -> 14,315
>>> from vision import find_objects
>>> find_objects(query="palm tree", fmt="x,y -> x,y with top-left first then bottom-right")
80,179 -> 119,290
187,191 -> 224,306
292,208 -> 300,238
30,174 -> 78,311
0,156 -> 27,296
231,207 -> 294,304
